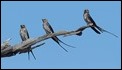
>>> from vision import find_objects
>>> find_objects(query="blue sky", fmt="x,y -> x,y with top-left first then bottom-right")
1,1 -> 121,69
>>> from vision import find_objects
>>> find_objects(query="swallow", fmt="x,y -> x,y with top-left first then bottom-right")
83,9 -> 118,37
42,19 -> 75,52
20,25 -> 36,60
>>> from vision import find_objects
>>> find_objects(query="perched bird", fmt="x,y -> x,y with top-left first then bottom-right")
42,19 -> 75,52
20,25 -> 36,60
83,9 -> 118,37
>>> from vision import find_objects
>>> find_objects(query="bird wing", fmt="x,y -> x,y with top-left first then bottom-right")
88,14 -> 97,26
87,14 -> 101,34
91,26 -> 101,34
47,22 -> 55,33
47,22 -> 76,48
24,28 -> 30,39
43,22 -> 68,52
20,29 -> 26,41
24,29 -> 37,60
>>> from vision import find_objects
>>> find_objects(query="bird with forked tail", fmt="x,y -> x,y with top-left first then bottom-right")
83,9 -> 118,38
42,19 -> 75,52
20,25 -> 36,60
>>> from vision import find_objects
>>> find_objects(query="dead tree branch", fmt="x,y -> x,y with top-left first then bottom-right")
1,25 -> 91,58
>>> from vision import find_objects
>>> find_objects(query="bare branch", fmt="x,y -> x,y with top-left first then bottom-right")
1,25 -> 90,58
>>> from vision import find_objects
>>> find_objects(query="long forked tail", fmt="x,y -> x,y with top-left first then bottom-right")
27,49 -> 36,60
30,49 -> 36,60
28,51 -> 30,60
96,26 -> 118,38
58,39 -> 76,48
57,43 -> 68,52
102,29 -> 118,38
52,37 -> 68,52
27,47 -> 36,60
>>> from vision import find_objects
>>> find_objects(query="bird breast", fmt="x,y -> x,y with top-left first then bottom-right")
84,13 -> 87,20
43,23 -> 52,34
84,13 -> 91,23
20,29 -> 28,40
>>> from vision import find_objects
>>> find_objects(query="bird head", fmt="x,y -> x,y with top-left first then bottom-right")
20,25 -> 25,28
42,19 -> 48,23
84,9 -> 89,13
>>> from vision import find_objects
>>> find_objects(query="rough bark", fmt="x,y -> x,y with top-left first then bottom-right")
1,25 -> 90,58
